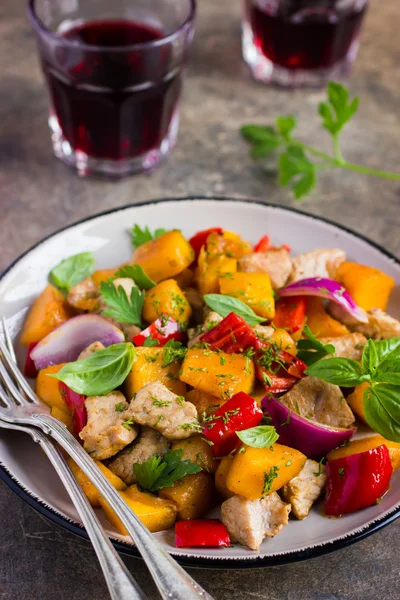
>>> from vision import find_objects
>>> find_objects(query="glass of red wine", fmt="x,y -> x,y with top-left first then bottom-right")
242,0 -> 368,87
29,0 -> 196,177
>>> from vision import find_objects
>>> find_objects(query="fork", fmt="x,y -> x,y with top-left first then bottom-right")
0,323 -> 213,600
0,321 -> 148,600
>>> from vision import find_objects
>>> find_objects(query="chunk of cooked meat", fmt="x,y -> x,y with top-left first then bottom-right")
108,427 -> 170,485
221,493 -> 291,550
352,309 -> 400,340
319,333 -> 367,361
125,382 -> 200,440
78,341 -> 105,360
253,324 -> 275,341
289,248 -> 346,283
188,311 -> 223,348
279,376 -> 355,429
238,249 -> 292,290
68,277 -> 100,311
79,392 -> 138,460
281,459 -> 327,520
120,324 -> 141,341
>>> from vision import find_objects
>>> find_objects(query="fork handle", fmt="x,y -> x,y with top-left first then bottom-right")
34,414 -> 213,600
33,429 -> 148,600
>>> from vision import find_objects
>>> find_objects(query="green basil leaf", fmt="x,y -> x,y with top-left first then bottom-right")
374,360 -> 400,385
306,357 -> 367,386
236,426 -> 279,448
100,280 -> 144,326
204,294 -> 266,326
296,325 -> 335,366
362,338 -> 379,375
114,265 -> 156,289
364,384 -> 400,442
373,337 -> 400,366
50,252 -> 95,293
49,343 -> 136,396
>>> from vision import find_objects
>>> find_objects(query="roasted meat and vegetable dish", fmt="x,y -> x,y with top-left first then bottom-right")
20,225 -> 400,550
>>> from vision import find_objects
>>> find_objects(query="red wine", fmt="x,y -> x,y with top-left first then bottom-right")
43,20 -> 181,161
246,1 -> 366,71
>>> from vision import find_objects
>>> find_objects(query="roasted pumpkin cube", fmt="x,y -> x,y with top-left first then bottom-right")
131,230 -> 194,283
92,268 -> 119,286
100,485 -> 177,534
215,455 -> 235,499
51,406 -> 73,433
20,285 -> 74,346
143,279 -> 192,325
327,436 -> 400,471
172,435 -> 218,474
206,231 -> 252,259
196,247 -> 237,295
347,382 -> 369,424
219,272 -> 275,320
180,348 -> 255,400
226,443 -> 306,500
337,262 -> 395,311
270,328 -> 297,356
67,458 -> 126,507
185,389 -> 227,417
306,298 -> 349,338
36,363 -> 68,411
124,347 -> 186,398
159,472 -> 215,520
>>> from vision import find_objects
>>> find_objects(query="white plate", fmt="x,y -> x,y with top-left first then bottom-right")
1,197 -> 399,569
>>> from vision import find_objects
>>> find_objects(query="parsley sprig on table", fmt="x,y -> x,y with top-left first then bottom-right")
133,449 -> 202,492
241,81 -> 400,199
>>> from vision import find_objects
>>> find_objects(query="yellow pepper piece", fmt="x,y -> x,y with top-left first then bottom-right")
143,279 -> 192,325
124,347 -> 186,398
219,272 -> 275,320
196,246 -> 237,295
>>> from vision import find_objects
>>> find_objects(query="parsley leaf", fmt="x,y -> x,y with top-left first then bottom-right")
318,81 -> 359,136
131,224 -> 167,249
262,466 -> 280,496
296,325 -> 335,366
133,449 -> 202,492
50,252 -> 95,294
100,280 -> 144,326
114,265 -> 156,289
279,146 -> 317,200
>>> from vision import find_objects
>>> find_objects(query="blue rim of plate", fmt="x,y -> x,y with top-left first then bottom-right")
1,196 -> 399,569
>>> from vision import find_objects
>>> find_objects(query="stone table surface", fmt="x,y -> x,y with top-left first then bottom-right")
1,1 -> 400,599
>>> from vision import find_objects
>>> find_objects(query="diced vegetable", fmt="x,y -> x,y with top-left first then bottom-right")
262,395 -> 356,460
219,272 -> 275,320
269,328 -> 297,356
132,316 -> 183,346
24,342 -> 38,378
36,363 -> 68,411
175,519 -> 230,548
159,472 -> 216,520
59,382 -> 87,436
30,314 -> 124,370
196,247 -> 237,295
50,406 -> 73,433
200,312 -> 258,353
67,458 -> 126,507
142,280 -> 192,325
336,262 -> 395,311
100,484 -> 177,534
185,389 -> 226,417
253,235 -> 290,253
215,455 -> 235,499
203,392 -> 263,457
226,443 -> 306,500
124,347 -> 186,398
273,296 -> 307,334
280,277 -> 368,323
20,284 -> 75,346
131,230 -> 195,283
206,230 -> 252,258
327,435 -> 400,470
324,445 -> 393,515
179,348 -> 255,400
306,298 -> 350,338
347,382 -> 370,424
254,342 -> 307,394
189,227 -> 223,258
172,436 -> 218,474
91,268 -> 119,286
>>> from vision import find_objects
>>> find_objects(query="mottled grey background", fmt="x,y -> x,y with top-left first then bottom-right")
1,0 -> 399,598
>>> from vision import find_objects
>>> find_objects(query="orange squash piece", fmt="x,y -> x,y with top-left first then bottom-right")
159,472 -> 216,519
219,272 -> 275,320
20,285 -> 74,346
67,459 -> 127,507
306,297 -> 349,338
185,389 -> 226,417
91,268 -> 119,286
347,382 -> 370,424
142,279 -> 192,325
215,455 -> 235,499
172,436 -> 218,474
36,363 -> 68,411
337,262 -> 395,311
196,246 -> 237,295
124,347 -> 186,398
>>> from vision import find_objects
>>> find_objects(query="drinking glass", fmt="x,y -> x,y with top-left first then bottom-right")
242,0 -> 368,87
29,0 -> 196,177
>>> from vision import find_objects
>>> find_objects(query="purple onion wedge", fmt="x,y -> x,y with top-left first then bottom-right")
279,277 -> 368,323
31,314 -> 124,370
262,395 -> 356,460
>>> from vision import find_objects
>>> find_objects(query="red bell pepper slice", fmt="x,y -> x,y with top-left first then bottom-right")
254,235 -> 291,253
254,341 -> 307,395
273,296 -> 307,334
324,445 -> 393,516
203,392 -> 263,457
132,316 -> 183,347
24,342 -> 39,378
199,312 -> 259,353
189,227 -> 223,258
175,519 -> 230,548
59,382 -> 87,436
